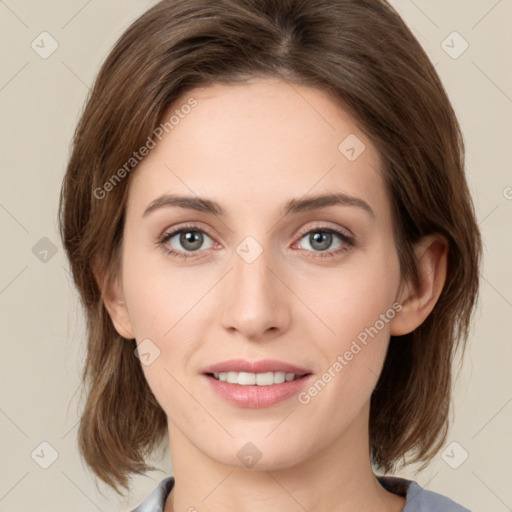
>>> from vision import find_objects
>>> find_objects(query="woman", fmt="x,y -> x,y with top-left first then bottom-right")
58,0 -> 481,510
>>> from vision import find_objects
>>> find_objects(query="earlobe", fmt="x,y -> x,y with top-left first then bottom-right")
390,234 -> 448,336
91,256 -> 135,339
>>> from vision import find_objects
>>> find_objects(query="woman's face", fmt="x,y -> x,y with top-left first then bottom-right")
115,78 -> 404,469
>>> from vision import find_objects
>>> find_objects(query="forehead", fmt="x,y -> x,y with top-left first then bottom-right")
127,78 -> 388,221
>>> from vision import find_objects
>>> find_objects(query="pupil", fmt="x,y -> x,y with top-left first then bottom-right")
311,232 -> 331,251
181,231 -> 202,251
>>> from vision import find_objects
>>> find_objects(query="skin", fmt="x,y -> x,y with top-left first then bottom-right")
99,78 -> 448,512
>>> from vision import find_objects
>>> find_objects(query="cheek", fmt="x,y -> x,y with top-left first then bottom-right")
121,242 -> 198,337
294,248 -> 401,352
120,245 -> 207,409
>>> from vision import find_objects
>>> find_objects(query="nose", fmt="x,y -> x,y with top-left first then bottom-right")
220,240 -> 291,341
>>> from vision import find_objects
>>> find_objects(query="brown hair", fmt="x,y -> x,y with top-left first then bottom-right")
58,0 -> 482,494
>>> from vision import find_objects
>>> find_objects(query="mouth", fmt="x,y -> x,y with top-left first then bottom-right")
203,370 -> 314,408
205,371 -> 311,386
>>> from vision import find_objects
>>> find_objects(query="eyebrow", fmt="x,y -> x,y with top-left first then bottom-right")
142,192 -> 374,219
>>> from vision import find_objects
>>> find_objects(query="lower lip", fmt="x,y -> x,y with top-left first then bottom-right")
203,373 -> 313,408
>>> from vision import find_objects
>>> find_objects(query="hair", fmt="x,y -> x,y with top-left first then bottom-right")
58,0 -> 482,495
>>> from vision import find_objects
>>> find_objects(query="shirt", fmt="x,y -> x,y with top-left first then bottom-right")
130,475 -> 472,511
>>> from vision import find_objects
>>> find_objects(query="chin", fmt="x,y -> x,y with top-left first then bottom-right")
204,437 -> 309,471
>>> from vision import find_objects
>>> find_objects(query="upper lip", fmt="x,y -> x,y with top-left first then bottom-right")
202,359 -> 311,376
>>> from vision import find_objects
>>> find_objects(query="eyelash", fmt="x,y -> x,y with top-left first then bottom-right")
157,223 -> 355,261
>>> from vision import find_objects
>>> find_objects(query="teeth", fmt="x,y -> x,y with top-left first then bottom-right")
212,371 -> 298,385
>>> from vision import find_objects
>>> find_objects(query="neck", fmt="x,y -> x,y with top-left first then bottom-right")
164,403 -> 405,512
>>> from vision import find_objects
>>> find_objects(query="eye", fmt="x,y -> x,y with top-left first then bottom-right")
158,224 -> 215,260
158,223 -> 355,261
294,225 -> 355,259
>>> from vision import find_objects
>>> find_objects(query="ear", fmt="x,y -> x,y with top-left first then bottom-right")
390,234 -> 448,336
92,255 -> 135,339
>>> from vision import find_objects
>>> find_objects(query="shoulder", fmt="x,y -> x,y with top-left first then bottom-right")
377,475 -> 473,512
130,474 -> 473,512
129,476 -> 175,512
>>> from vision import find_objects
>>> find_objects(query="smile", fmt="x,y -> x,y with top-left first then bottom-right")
210,371 -> 300,385
203,372 -> 313,408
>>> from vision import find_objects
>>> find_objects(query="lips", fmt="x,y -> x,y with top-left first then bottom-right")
202,358 -> 311,376
201,358 -> 314,407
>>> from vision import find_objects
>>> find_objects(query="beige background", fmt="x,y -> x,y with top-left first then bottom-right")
1,1 -> 511,511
